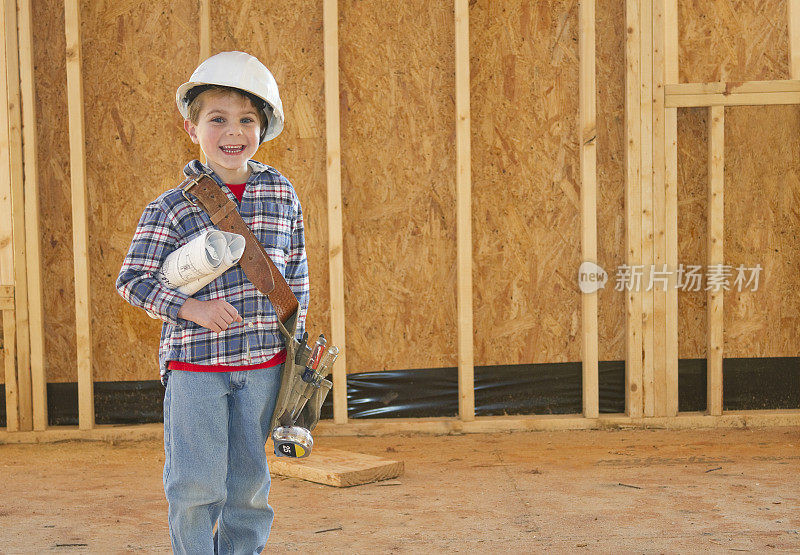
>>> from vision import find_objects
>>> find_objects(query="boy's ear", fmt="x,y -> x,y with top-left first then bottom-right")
184,119 -> 200,144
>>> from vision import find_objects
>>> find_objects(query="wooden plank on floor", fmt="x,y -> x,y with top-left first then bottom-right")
18,0 -> 45,431
706,105 -> 724,416
639,0 -> 655,417
579,0 -> 599,419
323,0 -> 348,425
64,0 -> 94,430
664,0 -> 679,417
624,0 -> 643,418
455,0 -> 475,421
267,447 -> 404,487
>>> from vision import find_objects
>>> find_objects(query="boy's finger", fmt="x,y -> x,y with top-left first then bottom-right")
223,302 -> 242,321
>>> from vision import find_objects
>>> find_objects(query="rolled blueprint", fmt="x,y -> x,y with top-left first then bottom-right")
148,230 -> 245,318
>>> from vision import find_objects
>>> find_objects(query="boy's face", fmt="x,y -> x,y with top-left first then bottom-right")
184,91 -> 261,182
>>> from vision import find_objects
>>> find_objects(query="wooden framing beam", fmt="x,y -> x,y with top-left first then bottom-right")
664,0 -> 679,416
455,0 -> 474,421
789,0 -> 800,79
0,0 -> 18,432
199,0 -> 210,62
4,0 -> 32,431
665,80 -> 800,107
324,0 -> 348,425
64,0 -> 94,430
706,105 -> 724,416
640,0 -> 655,417
624,0 -> 643,418
7,411 -> 800,444
652,0 -> 668,417
579,0 -> 598,419
18,0 -> 46,431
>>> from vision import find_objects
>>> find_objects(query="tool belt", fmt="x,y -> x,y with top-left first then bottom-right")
179,172 -> 332,432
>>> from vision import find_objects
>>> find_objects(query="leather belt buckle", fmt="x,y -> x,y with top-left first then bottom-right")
181,175 -> 204,205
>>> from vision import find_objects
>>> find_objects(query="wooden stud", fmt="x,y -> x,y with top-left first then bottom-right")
579,0 -> 599,419
0,0 -> 18,432
664,0 -> 679,416
639,0 -> 655,417
199,0 -> 210,62
624,0 -> 643,418
707,105 -> 724,417
4,0 -> 32,432
64,0 -> 94,430
652,0 -> 668,417
455,0 -> 474,421
324,0 -> 348,425
790,0 -> 800,79
17,0 -> 46,431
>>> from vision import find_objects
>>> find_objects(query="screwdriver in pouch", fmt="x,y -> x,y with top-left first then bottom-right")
302,334 -> 326,382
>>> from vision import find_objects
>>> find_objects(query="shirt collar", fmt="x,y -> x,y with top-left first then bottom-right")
182,159 -> 279,181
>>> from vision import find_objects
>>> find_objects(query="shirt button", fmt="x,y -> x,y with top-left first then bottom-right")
247,322 -> 254,328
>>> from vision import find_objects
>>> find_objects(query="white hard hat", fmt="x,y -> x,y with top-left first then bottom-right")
176,51 -> 284,143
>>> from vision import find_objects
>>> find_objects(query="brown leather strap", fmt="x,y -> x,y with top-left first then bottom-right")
179,173 -> 299,324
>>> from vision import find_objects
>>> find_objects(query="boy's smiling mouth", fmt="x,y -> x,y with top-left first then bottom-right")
220,145 -> 246,154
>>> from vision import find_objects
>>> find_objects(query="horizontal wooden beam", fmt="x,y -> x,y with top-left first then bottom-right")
6,412 -> 800,443
666,79 -> 800,107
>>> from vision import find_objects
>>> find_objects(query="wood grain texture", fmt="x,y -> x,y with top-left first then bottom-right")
706,105 -> 724,416
32,0 -> 76,384
579,0 -> 598,418
339,0 -> 457,372
267,447 -> 404,487
596,0 -> 626,364
471,1 -> 581,365
455,0 -> 474,420
678,0 -> 790,83
81,0 -> 200,383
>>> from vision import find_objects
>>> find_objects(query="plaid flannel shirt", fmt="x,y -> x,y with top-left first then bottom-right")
116,159 -> 309,383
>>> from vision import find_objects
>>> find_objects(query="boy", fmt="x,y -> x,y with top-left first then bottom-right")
116,51 -> 309,554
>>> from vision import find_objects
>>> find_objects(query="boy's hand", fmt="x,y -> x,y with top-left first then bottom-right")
177,297 -> 243,333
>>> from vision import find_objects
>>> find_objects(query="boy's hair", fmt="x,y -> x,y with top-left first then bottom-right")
185,84 -> 268,130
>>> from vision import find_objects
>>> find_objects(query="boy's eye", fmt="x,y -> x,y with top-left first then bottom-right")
211,116 -> 225,123
241,117 -> 254,124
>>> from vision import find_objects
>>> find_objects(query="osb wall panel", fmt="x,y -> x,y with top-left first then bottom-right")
677,0 -> 797,359
723,105 -> 800,357
82,0 -> 200,382
678,0 -> 790,83
596,0 -> 626,362
33,0 -> 76,383
471,1 -> 580,366
676,108 -> 708,359
339,0 -> 457,372
211,0 -> 329,345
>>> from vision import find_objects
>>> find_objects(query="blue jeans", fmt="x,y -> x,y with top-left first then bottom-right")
163,365 -> 282,554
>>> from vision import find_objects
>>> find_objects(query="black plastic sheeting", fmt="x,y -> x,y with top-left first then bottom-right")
0,358 -> 797,426
320,362 -> 626,419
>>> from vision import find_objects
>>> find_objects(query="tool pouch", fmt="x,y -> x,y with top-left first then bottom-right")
270,311 -> 333,432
